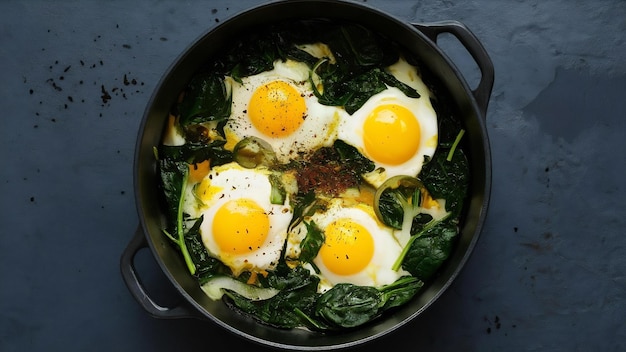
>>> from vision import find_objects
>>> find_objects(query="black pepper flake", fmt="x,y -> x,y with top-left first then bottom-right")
63,65 -> 71,72
29,89 -> 34,94
30,197 -> 35,202
67,96 -> 73,102
122,44 -> 131,49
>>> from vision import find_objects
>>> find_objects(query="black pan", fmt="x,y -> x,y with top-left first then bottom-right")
121,0 -> 494,349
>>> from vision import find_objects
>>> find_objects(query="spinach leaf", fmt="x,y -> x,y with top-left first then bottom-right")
184,216 -> 231,284
157,158 -> 188,232
315,276 -> 422,328
287,191 -> 318,231
262,264 -> 317,291
420,146 -> 469,218
325,23 -> 398,69
178,72 -> 231,126
298,221 -> 324,269
315,284 -> 382,328
159,141 -> 233,167
333,139 -> 375,175
379,275 -> 424,310
400,220 -> 458,281
317,68 -> 420,114
224,271 -> 321,329
157,158 -> 196,274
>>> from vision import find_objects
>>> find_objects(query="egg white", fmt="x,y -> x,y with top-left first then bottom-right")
338,57 -> 438,188
224,58 -> 343,164
185,162 -> 293,275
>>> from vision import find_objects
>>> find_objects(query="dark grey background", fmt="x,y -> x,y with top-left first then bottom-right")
1,0 -> 625,351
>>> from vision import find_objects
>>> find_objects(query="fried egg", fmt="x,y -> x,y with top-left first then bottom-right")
288,197 -> 409,292
224,58 -> 343,164
338,57 -> 438,188
189,162 -> 293,276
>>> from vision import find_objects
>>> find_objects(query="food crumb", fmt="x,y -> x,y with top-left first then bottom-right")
101,85 -> 112,104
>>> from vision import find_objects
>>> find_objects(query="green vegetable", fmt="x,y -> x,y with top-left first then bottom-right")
157,142 -> 233,277
333,139 -> 375,175
400,221 -> 458,280
206,20 -> 417,114
314,68 -> 419,114
232,136 -> 277,169
158,159 -> 196,275
392,212 -> 451,271
315,276 -> 423,328
374,175 -> 428,237
268,173 -> 287,205
159,141 -> 233,167
446,129 -> 465,162
183,216 -> 230,284
177,72 -> 231,126
420,143 -> 469,218
287,191 -> 318,231
373,175 -> 453,271
298,221 -> 324,272
224,267 -> 322,329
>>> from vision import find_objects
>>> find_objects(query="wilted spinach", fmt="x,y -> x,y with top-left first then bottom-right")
225,266 -> 322,329
400,221 -> 458,281
315,276 -> 423,329
420,138 -> 469,218
297,221 -> 324,272
198,20 -> 418,114
177,72 -> 232,126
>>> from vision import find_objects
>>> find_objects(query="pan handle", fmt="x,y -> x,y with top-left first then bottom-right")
120,226 -> 199,319
411,21 -> 494,117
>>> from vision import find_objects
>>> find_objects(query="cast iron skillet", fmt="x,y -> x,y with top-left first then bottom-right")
120,0 -> 494,350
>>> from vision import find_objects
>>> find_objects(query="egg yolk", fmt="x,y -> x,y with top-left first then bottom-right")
248,80 -> 307,138
212,198 -> 269,255
363,104 -> 420,165
319,218 -> 374,276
